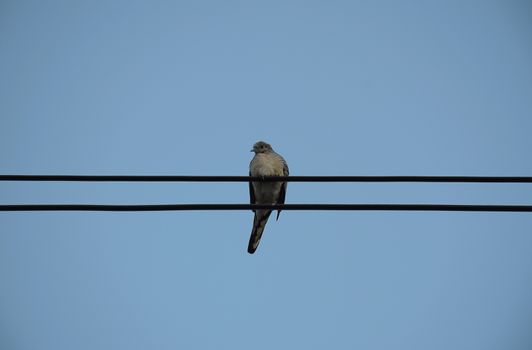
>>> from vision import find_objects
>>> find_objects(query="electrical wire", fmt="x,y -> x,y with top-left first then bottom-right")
1,175 -> 532,183
2,174 -> 530,212
1,204 -> 531,212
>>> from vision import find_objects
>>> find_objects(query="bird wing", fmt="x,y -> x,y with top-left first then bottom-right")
248,170 -> 256,212
275,160 -> 289,220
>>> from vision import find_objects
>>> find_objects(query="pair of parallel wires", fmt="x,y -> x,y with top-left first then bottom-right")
1,175 -> 531,212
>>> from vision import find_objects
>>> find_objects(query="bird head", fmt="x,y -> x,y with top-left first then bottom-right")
251,141 -> 273,154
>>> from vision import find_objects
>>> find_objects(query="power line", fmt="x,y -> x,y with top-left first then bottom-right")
1,204 -> 531,212
1,175 -> 532,183
2,175 -> 530,212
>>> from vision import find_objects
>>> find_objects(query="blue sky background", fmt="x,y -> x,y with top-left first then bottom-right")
1,1 -> 532,349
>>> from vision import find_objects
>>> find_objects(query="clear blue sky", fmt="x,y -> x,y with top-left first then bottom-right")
1,1 -> 532,349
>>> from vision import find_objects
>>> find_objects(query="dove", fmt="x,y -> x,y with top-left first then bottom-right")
248,141 -> 289,254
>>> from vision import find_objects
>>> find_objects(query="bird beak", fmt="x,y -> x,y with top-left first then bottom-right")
250,149 -> 254,152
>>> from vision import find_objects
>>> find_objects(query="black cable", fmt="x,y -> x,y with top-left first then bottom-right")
1,204 -> 531,212
1,175 -> 532,182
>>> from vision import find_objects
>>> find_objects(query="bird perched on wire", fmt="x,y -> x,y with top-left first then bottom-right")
248,141 -> 289,254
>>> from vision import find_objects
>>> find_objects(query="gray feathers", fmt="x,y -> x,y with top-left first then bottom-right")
248,141 -> 289,254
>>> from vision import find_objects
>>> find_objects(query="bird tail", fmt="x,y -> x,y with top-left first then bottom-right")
247,210 -> 272,254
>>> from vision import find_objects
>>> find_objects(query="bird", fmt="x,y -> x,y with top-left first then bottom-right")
248,141 -> 289,254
